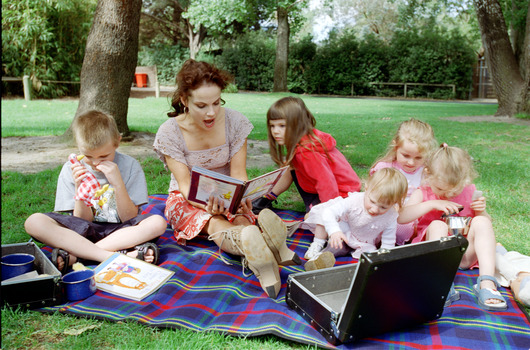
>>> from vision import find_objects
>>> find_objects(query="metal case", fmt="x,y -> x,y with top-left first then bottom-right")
286,235 -> 468,344
2,242 -> 63,308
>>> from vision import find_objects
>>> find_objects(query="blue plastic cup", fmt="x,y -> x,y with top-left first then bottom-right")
2,253 -> 35,281
62,270 -> 96,301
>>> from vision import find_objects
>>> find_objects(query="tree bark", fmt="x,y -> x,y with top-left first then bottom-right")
473,0 -> 529,117
273,6 -> 289,92
70,0 -> 142,138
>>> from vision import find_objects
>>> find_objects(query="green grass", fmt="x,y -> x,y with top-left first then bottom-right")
2,93 -> 529,348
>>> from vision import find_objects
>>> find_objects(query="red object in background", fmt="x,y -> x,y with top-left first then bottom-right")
135,73 -> 147,88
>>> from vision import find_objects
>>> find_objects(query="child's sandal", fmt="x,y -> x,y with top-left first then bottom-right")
135,243 -> 160,265
473,275 -> 507,311
51,248 -> 70,275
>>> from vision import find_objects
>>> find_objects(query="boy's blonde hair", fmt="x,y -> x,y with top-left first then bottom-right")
366,168 -> 408,208
266,97 -> 328,166
372,118 -> 437,167
425,144 -> 477,190
72,110 -> 121,150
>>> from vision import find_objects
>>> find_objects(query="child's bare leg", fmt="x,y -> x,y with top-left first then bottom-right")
425,220 -> 448,240
25,213 -> 114,265
95,215 -> 167,263
463,216 -> 501,304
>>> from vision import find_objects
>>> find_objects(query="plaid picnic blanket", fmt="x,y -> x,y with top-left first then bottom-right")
40,194 -> 530,349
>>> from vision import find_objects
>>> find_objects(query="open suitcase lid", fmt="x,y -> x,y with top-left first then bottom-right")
335,235 -> 468,343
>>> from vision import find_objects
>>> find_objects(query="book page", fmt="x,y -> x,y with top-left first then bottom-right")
242,167 -> 288,202
194,175 -> 240,209
94,253 -> 174,301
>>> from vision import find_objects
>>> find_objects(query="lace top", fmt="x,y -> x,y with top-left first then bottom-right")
153,108 -> 253,193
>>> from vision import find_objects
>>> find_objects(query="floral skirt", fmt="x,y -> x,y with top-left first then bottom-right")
165,191 -> 256,245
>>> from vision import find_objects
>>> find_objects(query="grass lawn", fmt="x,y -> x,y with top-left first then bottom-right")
2,93 -> 529,348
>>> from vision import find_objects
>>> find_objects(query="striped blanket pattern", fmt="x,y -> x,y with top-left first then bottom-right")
40,194 -> 530,349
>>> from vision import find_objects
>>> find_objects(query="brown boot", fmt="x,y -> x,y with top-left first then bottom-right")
240,225 -> 281,298
258,209 -> 301,266
304,251 -> 336,271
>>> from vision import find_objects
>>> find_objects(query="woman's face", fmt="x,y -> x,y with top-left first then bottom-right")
182,84 -> 222,130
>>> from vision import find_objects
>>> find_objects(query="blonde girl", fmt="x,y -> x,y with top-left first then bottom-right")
370,118 -> 437,245
398,144 -> 507,311
252,96 -> 362,259
302,168 -> 408,270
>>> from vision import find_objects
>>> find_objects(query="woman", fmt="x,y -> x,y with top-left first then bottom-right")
153,59 -> 299,298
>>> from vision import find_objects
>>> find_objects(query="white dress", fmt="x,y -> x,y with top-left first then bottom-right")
304,192 -> 398,258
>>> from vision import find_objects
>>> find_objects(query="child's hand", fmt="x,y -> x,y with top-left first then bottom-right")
94,160 -> 121,186
329,231 -> 346,249
71,162 -> 88,188
430,200 -> 462,216
470,196 -> 487,214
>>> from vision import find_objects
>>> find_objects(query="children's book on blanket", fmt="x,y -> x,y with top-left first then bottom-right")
188,166 -> 288,214
93,253 -> 174,301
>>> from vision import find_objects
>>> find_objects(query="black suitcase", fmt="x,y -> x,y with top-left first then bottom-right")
2,242 -> 63,308
286,235 -> 468,344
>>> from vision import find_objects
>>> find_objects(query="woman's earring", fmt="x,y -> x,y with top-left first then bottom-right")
184,106 -> 189,114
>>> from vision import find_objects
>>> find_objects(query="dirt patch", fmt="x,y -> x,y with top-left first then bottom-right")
1,132 -> 274,174
443,115 -> 530,126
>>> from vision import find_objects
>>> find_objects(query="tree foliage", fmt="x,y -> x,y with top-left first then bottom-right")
2,0 -> 96,98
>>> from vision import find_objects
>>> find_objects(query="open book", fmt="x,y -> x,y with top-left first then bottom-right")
188,166 -> 288,214
93,253 -> 174,301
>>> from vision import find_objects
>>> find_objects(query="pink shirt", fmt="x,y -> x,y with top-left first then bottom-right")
412,184 -> 476,243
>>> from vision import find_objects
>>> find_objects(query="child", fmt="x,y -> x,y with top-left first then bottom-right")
252,96 -> 361,258
398,144 -> 507,310
370,118 -> 437,245
25,110 -> 167,273
303,168 -> 408,270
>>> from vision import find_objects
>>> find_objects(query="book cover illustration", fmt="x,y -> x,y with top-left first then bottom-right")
94,253 -> 174,301
189,166 -> 288,214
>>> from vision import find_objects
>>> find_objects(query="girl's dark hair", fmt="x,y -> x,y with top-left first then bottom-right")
168,59 -> 233,117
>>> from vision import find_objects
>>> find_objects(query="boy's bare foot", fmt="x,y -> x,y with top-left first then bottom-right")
126,248 -> 155,263
122,243 -> 159,264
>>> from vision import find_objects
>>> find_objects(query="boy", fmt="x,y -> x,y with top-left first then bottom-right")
25,110 -> 167,273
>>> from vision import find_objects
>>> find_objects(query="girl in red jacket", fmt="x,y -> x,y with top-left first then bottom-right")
253,96 -> 361,259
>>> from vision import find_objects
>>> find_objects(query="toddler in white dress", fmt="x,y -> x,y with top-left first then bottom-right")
303,168 -> 408,270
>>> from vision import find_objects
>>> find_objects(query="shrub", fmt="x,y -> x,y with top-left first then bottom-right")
1,0 -> 96,98
215,32 -> 276,91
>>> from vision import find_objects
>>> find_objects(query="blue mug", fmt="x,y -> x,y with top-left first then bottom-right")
2,253 -> 35,281
62,269 -> 97,301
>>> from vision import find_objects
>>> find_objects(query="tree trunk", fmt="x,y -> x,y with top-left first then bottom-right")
70,0 -> 142,138
273,6 -> 289,92
473,0 -> 529,117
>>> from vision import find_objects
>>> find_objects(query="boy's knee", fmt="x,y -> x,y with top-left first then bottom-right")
24,213 -> 48,236
142,215 -> 167,234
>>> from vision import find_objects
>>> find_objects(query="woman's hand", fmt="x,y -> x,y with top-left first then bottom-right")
329,231 -> 347,250
236,198 -> 253,215
206,196 -> 228,216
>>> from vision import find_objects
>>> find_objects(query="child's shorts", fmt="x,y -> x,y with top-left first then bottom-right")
44,212 -> 157,243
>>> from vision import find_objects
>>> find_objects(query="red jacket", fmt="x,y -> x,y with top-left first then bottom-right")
291,129 -> 361,203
